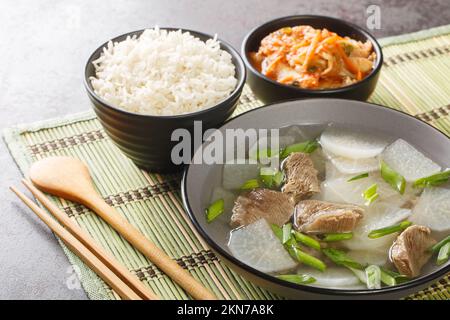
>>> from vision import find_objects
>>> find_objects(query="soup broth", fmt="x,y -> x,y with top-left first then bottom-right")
206,124 -> 450,290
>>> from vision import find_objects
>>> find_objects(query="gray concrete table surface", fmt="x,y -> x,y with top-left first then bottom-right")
1,0 -> 449,300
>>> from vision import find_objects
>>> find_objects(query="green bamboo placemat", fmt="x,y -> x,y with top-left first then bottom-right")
4,25 -> 450,300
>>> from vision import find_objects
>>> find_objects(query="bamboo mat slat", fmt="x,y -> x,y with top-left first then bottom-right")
4,25 -> 450,300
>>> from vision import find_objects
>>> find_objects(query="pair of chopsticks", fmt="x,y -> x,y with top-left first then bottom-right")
11,180 -> 159,300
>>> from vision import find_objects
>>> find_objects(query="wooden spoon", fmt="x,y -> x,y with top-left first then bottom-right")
29,156 -> 216,300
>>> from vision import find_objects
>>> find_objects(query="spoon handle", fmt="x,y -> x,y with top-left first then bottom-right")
84,194 -> 217,300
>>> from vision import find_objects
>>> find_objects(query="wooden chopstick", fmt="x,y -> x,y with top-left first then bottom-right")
10,186 -> 143,301
21,179 -> 159,300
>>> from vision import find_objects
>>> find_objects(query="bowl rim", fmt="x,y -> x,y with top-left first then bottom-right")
84,27 -> 246,119
181,98 -> 450,297
241,15 -> 384,94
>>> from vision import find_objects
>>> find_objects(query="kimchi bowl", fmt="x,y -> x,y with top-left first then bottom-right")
242,15 -> 383,103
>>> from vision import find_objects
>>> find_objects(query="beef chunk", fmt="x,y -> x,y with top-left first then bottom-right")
294,200 -> 364,234
231,189 -> 295,227
391,225 -> 436,278
282,152 -> 320,203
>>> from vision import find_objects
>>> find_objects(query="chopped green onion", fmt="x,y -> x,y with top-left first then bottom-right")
273,171 -> 284,188
365,193 -> 379,205
323,232 -> 353,242
366,193 -> 379,206
322,248 -> 365,270
381,160 -> 406,195
259,167 -> 284,189
285,237 -> 297,247
270,224 -> 283,241
429,235 -> 450,253
240,179 -> 260,190
272,223 -> 297,246
205,199 -> 224,223
257,148 -> 275,160
380,269 -> 395,286
368,220 -> 412,239
362,183 -> 379,205
380,267 -> 409,286
277,274 -> 316,285
259,167 -> 274,188
292,231 -> 321,251
275,224 -> 325,271
282,223 -> 292,244
288,246 -> 327,272
280,140 -> 319,158
363,183 -> 377,198
437,242 -> 450,266
347,172 -> 369,182
413,170 -> 450,188
285,245 -> 298,260
365,265 -> 381,289
260,167 -> 281,188
349,267 -> 367,284
249,147 -> 279,161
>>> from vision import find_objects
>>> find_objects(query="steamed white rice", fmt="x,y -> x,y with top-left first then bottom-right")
90,28 -> 237,116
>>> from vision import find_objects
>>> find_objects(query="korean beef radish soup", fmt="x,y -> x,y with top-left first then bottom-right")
205,125 -> 450,290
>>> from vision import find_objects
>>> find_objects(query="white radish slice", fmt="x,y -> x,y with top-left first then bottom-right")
302,267 -> 362,289
320,127 -> 390,159
344,229 -> 397,253
360,202 -> 411,231
343,203 -> 412,252
222,159 -> 259,190
280,126 -> 306,141
381,184 -> 421,208
228,219 -> 297,273
381,139 -> 441,182
347,250 -> 389,266
410,187 -> 450,233
279,125 -> 321,143
318,174 -> 399,206
324,161 -> 345,180
317,178 -> 347,203
324,150 -> 379,175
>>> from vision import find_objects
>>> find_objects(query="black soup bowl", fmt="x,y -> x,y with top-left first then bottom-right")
85,28 -> 246,172
182,99 -> 450,299
242,15 -> 383,104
